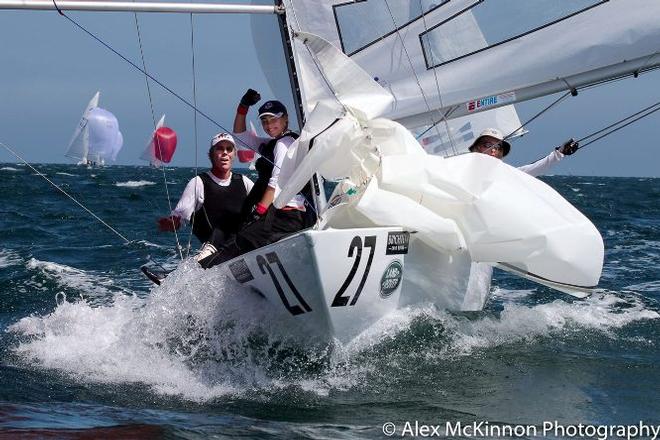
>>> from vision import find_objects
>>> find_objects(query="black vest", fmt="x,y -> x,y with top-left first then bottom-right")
241,131 -> 299,218
192,172 -> 247,243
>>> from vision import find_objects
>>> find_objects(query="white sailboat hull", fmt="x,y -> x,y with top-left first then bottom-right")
200,226 -> 475,344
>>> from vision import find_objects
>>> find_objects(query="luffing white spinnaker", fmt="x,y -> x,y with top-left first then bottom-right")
65,91 -> 123,165
275,32 -> 604,297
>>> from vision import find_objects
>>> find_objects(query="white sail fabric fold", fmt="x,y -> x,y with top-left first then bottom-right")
274,99 -> 346,208
318,117 -> 603,290
293,31 -> 394,120
376,151 -> 604,287
352,178 -> 467,253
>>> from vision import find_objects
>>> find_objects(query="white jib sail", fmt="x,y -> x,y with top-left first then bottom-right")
65,91 -> 100,163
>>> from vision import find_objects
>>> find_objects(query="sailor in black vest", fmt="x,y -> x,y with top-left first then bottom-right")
197,89 -> 308,268
153,132 -> 253,265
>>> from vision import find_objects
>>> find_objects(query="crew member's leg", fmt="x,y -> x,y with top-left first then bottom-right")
200,207 -> 305,269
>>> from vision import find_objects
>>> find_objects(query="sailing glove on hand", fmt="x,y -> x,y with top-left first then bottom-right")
157,215 -> 181,232
246,203 -> 268,225
238,89 -> 261,115
557,138 -> 579,155
240,89 -> 261,107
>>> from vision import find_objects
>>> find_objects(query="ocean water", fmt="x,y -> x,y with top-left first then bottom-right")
0,163 -> 658,439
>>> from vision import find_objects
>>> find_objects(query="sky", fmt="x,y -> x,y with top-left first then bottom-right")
0,1 -> 658,177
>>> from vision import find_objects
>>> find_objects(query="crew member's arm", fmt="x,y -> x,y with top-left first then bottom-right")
157,176 -> 204,231
234,88 -> 260,134
517,139 -> 578,177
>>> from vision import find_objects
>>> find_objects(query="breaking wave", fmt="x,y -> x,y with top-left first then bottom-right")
115,180 -> 156,188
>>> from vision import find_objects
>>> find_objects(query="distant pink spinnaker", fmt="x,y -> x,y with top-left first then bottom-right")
153,127 -> 177,163
141,115 -> 178,166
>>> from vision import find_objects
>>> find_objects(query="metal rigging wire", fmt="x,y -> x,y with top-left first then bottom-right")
132,6 -> 184,260
185,11 -> 201,258
0,140 -> 131,245
382,0 -> 458,155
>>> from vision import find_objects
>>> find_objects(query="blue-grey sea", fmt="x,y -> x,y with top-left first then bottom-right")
0,163 -> 658,439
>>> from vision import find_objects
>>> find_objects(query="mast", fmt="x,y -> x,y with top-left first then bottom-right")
275,0 -> 326,215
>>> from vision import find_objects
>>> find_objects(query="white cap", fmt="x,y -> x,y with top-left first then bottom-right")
210,132 -> 235,148
477,127 -> 504,141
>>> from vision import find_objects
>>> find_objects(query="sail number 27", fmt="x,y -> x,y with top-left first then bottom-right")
253,235 -> 377,316
331,235 -> 377,307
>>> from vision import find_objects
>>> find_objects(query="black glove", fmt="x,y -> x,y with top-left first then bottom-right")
557,138 -> 579,155
240,88 -> 261,107
243,203 -> 268,227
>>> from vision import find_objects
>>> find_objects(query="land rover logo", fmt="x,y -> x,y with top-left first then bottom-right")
380,260 -> 403,298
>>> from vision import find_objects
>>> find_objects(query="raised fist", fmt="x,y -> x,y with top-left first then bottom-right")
240,88 -> 261,107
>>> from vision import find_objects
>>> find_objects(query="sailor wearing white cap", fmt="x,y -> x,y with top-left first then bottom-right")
139,132 -> 254,283
469,128 -> 578,176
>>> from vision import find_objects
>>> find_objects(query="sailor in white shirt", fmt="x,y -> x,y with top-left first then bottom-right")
468,127 -> 578,176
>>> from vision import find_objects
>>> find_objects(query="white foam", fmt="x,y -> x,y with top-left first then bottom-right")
55,172 -> 76,177
441,292 -> 659,357
9,261 -> 288,401
8,262 -> 659,402
134,239 -> 171,250
26,258 -> 128,299
623,280 -> 660,293
0,166 -> 20,171
115,180 -> 156,188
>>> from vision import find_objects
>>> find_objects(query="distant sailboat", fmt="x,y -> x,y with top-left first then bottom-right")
140,114 -> 177,167
65,91 -> 123,166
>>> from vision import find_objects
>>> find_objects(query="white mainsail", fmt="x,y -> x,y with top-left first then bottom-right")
282,0 -> 660,129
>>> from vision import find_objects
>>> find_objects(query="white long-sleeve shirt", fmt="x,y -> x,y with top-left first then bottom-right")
517,149 -> 565,177
234,129 -> 306,210
171,171 -> 253,222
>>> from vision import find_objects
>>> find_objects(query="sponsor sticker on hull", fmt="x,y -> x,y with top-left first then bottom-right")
229,258 -> 254,283
380,260 -> 403,298
386,231 -> 410,255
